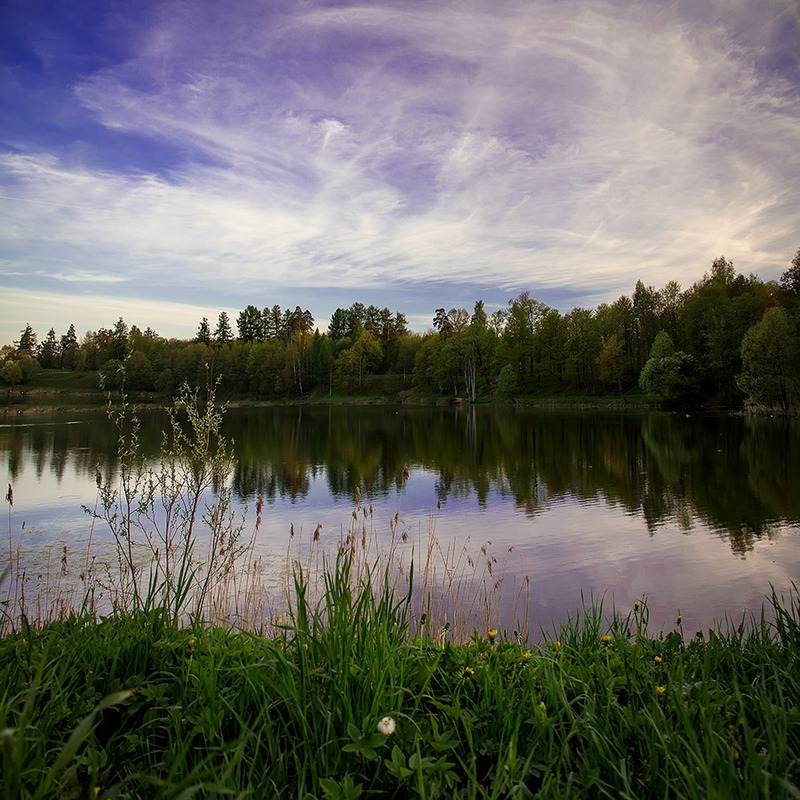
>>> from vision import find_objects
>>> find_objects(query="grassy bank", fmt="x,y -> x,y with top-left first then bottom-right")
1,554 -> 799,799
3,369 -> 658,415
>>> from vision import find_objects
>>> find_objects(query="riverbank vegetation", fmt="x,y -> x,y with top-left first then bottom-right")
4,251 -> 800,411
2,383 -> 799,797
2,557 -> 799,798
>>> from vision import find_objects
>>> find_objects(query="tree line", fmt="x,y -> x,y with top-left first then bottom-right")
3,250 -> 799,409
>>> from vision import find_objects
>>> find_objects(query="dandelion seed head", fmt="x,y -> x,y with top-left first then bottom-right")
377,716 -> 395,735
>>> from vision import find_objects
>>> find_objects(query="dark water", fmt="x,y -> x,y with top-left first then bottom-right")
2,405 -> 799,636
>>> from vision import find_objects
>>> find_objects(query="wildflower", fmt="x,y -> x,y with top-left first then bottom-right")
188,637 -> 196,650
488,629 -> 498,643
377,716 -> 395,736
677,614 -> 682,624
554,640 -> 561,651
601,635 -> 612,645
654,655 -> 662,665
523,650 -> 532,659
656,686 -> 666,699
464,667 -> 475,676
538,702 -> 546,712
634,601 -> 641,609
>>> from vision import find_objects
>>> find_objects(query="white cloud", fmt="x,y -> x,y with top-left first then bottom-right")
1,0 -> 798,345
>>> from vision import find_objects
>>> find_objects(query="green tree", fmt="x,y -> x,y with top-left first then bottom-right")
38,328 -> 60,369
1,361 -> 23,387
736,306 -> 796,410
196,317 -> 212,344
495,363 -> 518,402
639,333 -> 700,406
15,323 -> 37,355
60,324 -> 79,370
334,330 -> 382,393
678,257 -> 772,402
214,312 -> 234,344
597,334 -> 626,394
504,292 -> 548,378
237,305 -> 265,342
780,247 -> 800,295
564,308 -> 601,391
532,308 -> 567,387
125,350 -> 155,391
108,317 -> 130,361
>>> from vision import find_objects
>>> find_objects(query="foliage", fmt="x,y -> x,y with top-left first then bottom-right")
639,349 -> 701,406
737,306 -> 797,410
1,566 -> 798,798
85,376 -> 249,624
5,249 -> 800,408
495,363 -> 518,401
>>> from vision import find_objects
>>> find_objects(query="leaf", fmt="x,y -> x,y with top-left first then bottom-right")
34,690 -> 133,800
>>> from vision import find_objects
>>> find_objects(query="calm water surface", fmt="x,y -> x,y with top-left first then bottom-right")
2,406 -> 799,637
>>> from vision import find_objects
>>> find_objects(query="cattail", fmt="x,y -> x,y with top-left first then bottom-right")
5,484 -> 12,506
313,523 -> 321,542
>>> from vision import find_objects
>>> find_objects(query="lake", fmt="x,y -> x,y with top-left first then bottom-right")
2,404 -> 799,639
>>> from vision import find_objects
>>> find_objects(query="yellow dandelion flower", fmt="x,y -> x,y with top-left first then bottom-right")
677,614 -> 682,624
464,667 -> 475,676
488,629 -> 498,642
656,685 -> 666,698
554,640 -> 561,651
654,655 -> 662,664
523,650 -> 532,658
188,637 -> 196,650
634,601 -> 641,609
601,635 -> 612,644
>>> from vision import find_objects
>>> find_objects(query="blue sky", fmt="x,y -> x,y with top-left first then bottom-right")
1,0 -> 799,345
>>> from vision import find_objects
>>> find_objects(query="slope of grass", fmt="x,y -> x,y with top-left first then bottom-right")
2,556 -> 798,799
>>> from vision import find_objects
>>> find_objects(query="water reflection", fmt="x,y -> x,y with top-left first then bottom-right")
3,406 -> 800,637
2,407 -> 799,557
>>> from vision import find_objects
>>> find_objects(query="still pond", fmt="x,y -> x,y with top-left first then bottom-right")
2,405 -> 799,638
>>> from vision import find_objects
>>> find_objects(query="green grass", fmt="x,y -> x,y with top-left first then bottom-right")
2,556 -> 798,799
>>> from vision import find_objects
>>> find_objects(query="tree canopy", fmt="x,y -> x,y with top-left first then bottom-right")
4,250 -> 799,411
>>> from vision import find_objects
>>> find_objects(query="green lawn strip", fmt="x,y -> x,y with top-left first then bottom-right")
1,568 -> 798,799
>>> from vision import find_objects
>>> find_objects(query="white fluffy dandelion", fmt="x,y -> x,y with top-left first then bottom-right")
377,716 -> 396,735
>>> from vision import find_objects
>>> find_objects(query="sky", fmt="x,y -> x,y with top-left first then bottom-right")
1,0 -> 799,346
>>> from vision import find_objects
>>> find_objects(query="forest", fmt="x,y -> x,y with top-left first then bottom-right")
3,251 -> 800,410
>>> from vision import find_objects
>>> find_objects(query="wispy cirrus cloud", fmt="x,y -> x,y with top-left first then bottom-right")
1,0 -> 798,342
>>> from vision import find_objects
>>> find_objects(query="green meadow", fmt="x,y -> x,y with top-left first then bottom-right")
2,557 -> 799,799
